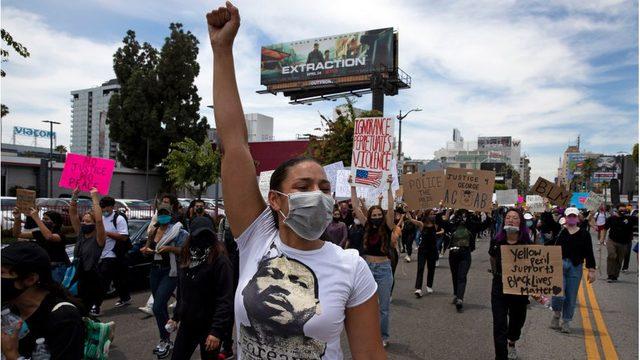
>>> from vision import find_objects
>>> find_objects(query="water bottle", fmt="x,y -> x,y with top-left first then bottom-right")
31,338 -> 51,360
1,308 -> 21,336
165,321 -> 176,333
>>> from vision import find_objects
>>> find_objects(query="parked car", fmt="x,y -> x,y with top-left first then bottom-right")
114,199 -> 153,219
35,198 -> 93,226
1,197 -> 17,230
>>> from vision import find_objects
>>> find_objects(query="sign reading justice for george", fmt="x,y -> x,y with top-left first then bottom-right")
501,245 -> 563,296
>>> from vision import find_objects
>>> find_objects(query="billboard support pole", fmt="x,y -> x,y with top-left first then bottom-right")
372,87 -> 384,114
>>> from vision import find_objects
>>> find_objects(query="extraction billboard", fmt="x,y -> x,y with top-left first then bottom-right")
260,28 -> 395,85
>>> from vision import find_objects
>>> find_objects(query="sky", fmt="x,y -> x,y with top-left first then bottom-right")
1,0 -> 638,182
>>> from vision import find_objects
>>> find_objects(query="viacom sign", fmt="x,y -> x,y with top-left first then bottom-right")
13,126 -> 56,139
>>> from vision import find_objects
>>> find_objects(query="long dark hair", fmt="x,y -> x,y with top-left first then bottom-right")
494,208 -> 531,244
43,210 -> 63,233
180,232 -> 227,268
363,205 -> 390,254
12,266 -> 87,316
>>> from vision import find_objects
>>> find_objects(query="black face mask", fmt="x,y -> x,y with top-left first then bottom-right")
195,207 -> 205,215
333,216 -> 341,222
43,221 -> 55,230
2,277 -> 25,303
371,218 -> 384,227
81,224 -> 96,234
190,233 -> 214,249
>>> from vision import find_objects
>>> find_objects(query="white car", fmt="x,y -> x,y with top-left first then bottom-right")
114,199 -> 153,220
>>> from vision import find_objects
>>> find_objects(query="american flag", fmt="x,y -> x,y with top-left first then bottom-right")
355,169 -> 382,187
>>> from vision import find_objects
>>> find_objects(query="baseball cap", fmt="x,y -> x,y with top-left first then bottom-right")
1,242 -> 52,282
157,203 -> 173,214
564,207 -> 580,217
189,216 -> 216,237
523,213 -> 533,220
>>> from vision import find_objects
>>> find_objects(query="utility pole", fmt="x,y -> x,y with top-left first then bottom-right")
396,108 -> 422,165
42,120 -> 60,197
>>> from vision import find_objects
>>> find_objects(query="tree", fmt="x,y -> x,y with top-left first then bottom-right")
107,24 -> 208,169
581,157 -> 598,191
164,138 -> 221,198
1,29 -> 30,118
305,99 -> 382,165
633,143 -> 638,165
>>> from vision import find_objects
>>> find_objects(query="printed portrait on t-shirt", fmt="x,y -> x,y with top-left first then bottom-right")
239,254 -> 327,360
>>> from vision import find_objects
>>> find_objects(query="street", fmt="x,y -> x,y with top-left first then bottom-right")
101,232 -> 638,360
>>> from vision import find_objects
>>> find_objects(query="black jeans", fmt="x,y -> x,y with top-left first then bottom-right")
491,278 -> 528,360
97,257 -> 130,307
415,246 -> 438,289
390,248 -> 398,295
623,242 -> 632,270
171,323 -> 219,360
403,236 -> 414,257
78,269 -> 102,311
449,248 -> 471,300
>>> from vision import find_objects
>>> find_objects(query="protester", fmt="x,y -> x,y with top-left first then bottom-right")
207,4 -> 384,358
537,211 -> 561,245
489,209 -> 531,360
604,204 -> 637,282
1,241 -> 85,359
346,216 -> 365,256
414,209 -> 444,297
69,187 -> 106,314
12,207 -> 69,284
338,201 -> 355,227
592,205 -> 609,244
401,208 -> 418,262
190,199 -> 215,228
216,215 -> 239,359
322,208 -> 348,247
523,213 -> 537,243
168,217 -> 233,360
546,207 -> 596,333
141,203 -> 188,358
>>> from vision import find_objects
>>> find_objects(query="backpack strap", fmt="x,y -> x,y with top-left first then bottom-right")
52,301 -> 76,312
112,212 -> 119,228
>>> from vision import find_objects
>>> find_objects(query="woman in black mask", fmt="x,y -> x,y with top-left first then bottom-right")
167,216 -> 234,360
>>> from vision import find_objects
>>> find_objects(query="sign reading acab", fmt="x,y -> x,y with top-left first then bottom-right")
13,126 -> 56,139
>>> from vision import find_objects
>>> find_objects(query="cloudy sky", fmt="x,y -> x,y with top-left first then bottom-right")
2,0 -> 638,181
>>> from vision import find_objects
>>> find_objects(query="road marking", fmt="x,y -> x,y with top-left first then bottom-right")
584,271 -> 619,360
578,278 -> 601,359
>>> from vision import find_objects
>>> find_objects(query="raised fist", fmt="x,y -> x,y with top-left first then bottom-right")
206,1 -> 240,50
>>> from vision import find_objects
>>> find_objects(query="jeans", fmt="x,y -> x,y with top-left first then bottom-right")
415,246 -> 438,289
367,260 -> 393,341
607,241 -> 629,279
150,266 -> 178,341
97,257 -> 131,307
449,248 -> 472,300
551,259 -> 582,322
51,264 -> 68,284
491,278 -> 528,360
172,323 -> 219,360
436,235 -> 444,254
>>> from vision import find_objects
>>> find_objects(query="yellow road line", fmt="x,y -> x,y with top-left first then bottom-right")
578,278 -> 601,360
584,271 -> 619,360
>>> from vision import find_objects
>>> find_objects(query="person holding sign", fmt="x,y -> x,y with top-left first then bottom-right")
488,209 -> 531,360
12,207 -> 69,284
545,207 -> 596,334
414,210 -> 444,297
207,4 -> 384,359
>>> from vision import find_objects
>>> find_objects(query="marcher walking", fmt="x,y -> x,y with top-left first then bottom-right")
604,204 -> 637,282
414,210 -> 444,297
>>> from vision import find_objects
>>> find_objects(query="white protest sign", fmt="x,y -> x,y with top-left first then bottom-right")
334,170 -> 352,200
323,161 -> 345,194
496,189 -> 518,206
258,170 -> 274,201
351,117 -> 395,188
526,195 -> 545,213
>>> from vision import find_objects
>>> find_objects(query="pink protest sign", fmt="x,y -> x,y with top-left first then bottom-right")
518,195 -> 524,204
59,153 -> 115,195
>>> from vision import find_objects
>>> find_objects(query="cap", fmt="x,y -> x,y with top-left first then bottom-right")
523,213 -> 533,220
564,207 -> 580,217
189,216 -> 216,237
1,242 -> 52,282
157,203 -> 173,214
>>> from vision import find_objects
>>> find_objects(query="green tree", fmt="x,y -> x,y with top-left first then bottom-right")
633,143 -> 638,165
581,157 -> 598,191
1,29 -> 30,118
164,138 -> 221,199
107,24 -> 208,169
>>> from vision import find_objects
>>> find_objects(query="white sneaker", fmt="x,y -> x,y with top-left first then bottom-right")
405,255 -> 411,262
414,289 -> 423,298
508,343 -> 517,360
436,260 -> 440,267
382,340 -> 389,348
426,287 -> 434,294
138,306 -> 153,316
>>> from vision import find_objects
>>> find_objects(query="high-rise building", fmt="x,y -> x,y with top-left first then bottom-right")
477,136 -> 521,171
70,79 -> 120,160
519,155 -> 531,188
244,113 -> 274,142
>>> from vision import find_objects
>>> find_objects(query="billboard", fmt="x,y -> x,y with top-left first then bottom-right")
591,155 -> 622,183
565,153 -> 586,182
13,126 -> 56,139
260,28 -> 394,85
478,136 -> 512,149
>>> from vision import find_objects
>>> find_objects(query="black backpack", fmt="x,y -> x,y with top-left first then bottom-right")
112,210 -> 132,257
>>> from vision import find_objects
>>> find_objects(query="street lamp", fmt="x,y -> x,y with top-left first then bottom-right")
42,120 -> 61,197
396,108 -> 422,164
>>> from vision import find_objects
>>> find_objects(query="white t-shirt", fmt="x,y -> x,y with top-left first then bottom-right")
100,212 -> 129,259
595,211 -> 608,226
235,209 -> 377,360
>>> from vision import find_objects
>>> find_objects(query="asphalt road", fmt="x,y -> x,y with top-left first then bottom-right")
101,232 -> 638,360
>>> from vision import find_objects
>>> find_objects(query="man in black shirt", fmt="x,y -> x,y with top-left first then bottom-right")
604,204 -> 638,282
306,43 -> 324,64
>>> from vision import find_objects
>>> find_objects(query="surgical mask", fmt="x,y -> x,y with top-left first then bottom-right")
272,190 -> 334,241
353,219 -> 361,226
504,226 -> 519,234
81,224 -> 96,234
566,217 -> 579,226
157,215 -> 172,225
1,278 -> 25,303
526,220 -> 533,228
102,210 -> 111,217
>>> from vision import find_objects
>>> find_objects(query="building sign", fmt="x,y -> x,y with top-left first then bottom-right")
591,156 -> 622,183
477,136 -> 512,148
13,126 -> 56,139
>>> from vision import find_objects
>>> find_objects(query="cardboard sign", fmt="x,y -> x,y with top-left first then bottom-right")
323,161 -> 344,194
443,168 -> 495,212
501,245 -> 563,296
570,192 -> 589,209
496,189 -> 518,206
403,170 -> 446,211
58,153 -> 115,195
530,177 -> 572,207
258,170 -> 275,201
16,189 -> 36,214
351,117 -> 394,188
334,170 -> 352,200
584,192 -> 604,212
526,195 -> 545,213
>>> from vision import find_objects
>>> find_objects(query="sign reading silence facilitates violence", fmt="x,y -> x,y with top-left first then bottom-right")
351,117 -> 395,188
501,245 -> 563,296
443,168 -> 495,213
530,177 -> 572,208
58,153 -> 116,195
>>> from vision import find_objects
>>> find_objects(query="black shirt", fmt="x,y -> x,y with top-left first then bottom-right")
74,232 -> 103,272
17,293 -> 85,360
401,219 -> 417,242
419,225 -> 438,252
32,230 -> 70,266
363,224 -> 392,257
347,224 -> 365,256
605,215 -> 637,244
547,228 -> 596,268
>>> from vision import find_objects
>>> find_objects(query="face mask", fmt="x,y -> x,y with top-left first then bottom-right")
526,220 -> 533,228
43,221 -> 55,230
566,217 -> 579,226
157,214 -> 172,225
503,226 -> 519,234
81,224 -> 96,234
190,233 -> 214,249
195,207 -> 205,215
428,215 -> 436,222
333,216 -> 341,222
370,218 -> 384,227
353,219 -> 361,226
102,211 -> 111,217
1,277 -> 25,303
273,190 -> 334,241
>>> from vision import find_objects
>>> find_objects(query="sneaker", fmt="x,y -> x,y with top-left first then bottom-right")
168,301 -> 177,310
621,269 -> 628,273
561,322 -> 570,333
90,306 -> 101,317
114,299 -> 131,308
436,260 -> 440,267
138,306 -> 153,316
155,340 -> 173,358
607,277 -> 617,283
382,340 -> 389,348
507,343 -> 517,360
414,289 -> 423,298
455,299 -> 464,312
405,255 -> 411,262
426,287 -> 434,294
550,316 -> 560,329
451,296 -> 458,304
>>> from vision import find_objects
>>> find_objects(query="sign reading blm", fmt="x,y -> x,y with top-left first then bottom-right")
530,177 -> 571,207
501,245 -> 563,296
443,168 -> 495,212
58,153 -> 115,195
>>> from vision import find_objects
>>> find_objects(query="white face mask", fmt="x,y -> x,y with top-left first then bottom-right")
272,190 -> 334,241
504,225 -> 519,234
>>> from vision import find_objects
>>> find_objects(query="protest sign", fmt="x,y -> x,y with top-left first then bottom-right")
570,192 -> 589,209
530,177 -> 571,207
526,195 -> 545,213
501,245 -> 563,296
351,117 -> 394,188
323,161 -> 344,194
258,170 -> 275,201
58,153 -> 115,195
496,189 -> 518,206
443,168 -> 495,212
403,170 -> 446,211
584,192 -> 604,212
16,189 -> 36,214
334,170 -> 352,200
